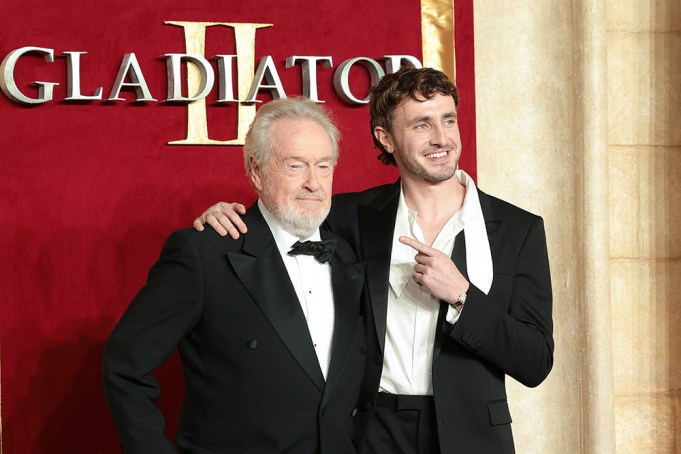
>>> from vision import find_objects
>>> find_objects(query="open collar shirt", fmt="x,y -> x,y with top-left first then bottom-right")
380,170 -> 490,395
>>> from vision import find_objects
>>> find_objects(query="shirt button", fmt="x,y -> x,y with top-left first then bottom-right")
247,340 -> 258,349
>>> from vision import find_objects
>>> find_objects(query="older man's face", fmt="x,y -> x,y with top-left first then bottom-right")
251,117 -> 335,238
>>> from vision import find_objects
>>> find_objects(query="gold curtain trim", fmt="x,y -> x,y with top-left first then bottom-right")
420,0 -> 456,82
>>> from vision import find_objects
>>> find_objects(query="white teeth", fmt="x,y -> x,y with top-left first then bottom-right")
426,151 -> 448,159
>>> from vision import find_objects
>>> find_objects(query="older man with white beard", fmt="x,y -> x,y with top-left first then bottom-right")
103,97 -> 368,454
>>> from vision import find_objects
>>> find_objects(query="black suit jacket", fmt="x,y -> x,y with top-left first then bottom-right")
103,204 -> 367,454
326,181 -> 554,454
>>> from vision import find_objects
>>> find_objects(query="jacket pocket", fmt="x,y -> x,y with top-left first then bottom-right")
487,400 -> 512,426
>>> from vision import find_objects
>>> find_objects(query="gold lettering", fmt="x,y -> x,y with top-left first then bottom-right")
165,21 -> 272,145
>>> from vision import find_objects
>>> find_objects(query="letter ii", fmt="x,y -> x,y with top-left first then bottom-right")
165,21 -> 272,146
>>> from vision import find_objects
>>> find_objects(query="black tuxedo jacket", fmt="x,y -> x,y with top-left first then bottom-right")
326,181 -> 554,454
103,204 -> 367,454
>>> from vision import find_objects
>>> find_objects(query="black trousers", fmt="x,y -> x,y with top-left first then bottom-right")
363,393 -> 440,454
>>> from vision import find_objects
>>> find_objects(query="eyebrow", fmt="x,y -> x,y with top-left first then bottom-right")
408,111 -> 457,125
283,155 -> 334,163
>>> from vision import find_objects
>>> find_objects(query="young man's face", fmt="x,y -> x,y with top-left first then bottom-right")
376,93 -> 461,184
251,117 -> 335,237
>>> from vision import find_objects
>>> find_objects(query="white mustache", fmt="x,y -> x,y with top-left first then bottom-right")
294,191 -> 325,201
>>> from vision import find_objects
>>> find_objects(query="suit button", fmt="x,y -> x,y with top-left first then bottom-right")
364,401 -> 373,411
351,408 -> 358,417
361,345 -> 367,354
374,354 -> 382,365
247,340 -> 258,349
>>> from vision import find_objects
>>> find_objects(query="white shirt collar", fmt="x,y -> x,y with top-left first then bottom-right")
457,170 -> 494,294
389,189 -> 426,297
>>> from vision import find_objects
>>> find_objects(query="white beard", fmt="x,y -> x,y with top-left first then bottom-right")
261,179 -> 330,239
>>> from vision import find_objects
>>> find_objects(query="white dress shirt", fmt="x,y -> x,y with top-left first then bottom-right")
258,200 -> 335,380
379,170 -> 492,395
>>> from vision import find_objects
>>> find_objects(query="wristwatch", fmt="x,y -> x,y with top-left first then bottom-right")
452,292 -> 466,313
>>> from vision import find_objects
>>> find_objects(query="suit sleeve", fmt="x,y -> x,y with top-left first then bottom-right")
102,230 -> 203,453
451,216 -> 554,387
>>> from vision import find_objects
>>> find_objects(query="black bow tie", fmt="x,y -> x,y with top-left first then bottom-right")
288,240 -> 337,264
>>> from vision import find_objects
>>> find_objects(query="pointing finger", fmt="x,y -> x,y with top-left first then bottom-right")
399,236 -> 434,255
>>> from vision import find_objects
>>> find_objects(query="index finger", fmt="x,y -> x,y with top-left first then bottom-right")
399,236 -> 435,255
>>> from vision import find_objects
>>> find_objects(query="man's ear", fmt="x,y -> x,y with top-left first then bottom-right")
374,126 -> 394,154
249,157 -> 263,191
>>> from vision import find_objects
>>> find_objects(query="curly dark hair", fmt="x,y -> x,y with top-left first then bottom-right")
369,66 -> 459,166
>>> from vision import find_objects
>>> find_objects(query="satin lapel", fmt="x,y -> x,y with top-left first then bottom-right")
358,182 -> 400,354
451,230 -> 468,278
434,230 -> 468,359
226,208 -> 325,392
320,235 -> 365,403
434,188 -> 500,359
477,188 -> 502,244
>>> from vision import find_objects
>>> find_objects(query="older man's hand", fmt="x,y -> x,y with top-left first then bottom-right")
194,202 -> 248,239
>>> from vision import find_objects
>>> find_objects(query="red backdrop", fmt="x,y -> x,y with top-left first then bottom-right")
0,1 -> 475,451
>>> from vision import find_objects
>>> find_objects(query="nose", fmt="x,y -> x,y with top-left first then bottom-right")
429,123 -> 448,147
303,167 -> 321,191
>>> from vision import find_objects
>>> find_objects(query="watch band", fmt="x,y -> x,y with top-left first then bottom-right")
452,292 -> 467,313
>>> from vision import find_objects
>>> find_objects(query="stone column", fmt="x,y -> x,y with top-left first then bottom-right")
473,1 -> 615,452
607,1 -> 681,452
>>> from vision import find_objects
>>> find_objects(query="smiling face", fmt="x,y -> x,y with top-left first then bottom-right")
250,117 -> 334,239
374,93 -> 461,184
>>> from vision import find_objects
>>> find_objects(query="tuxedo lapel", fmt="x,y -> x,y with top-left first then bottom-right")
434,231 -> 468,358
321,231 -> 365,403
477,188 -> 502,243
434,188 -> 500,359
358,182 -> 400,354
227,207 -> 326,392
